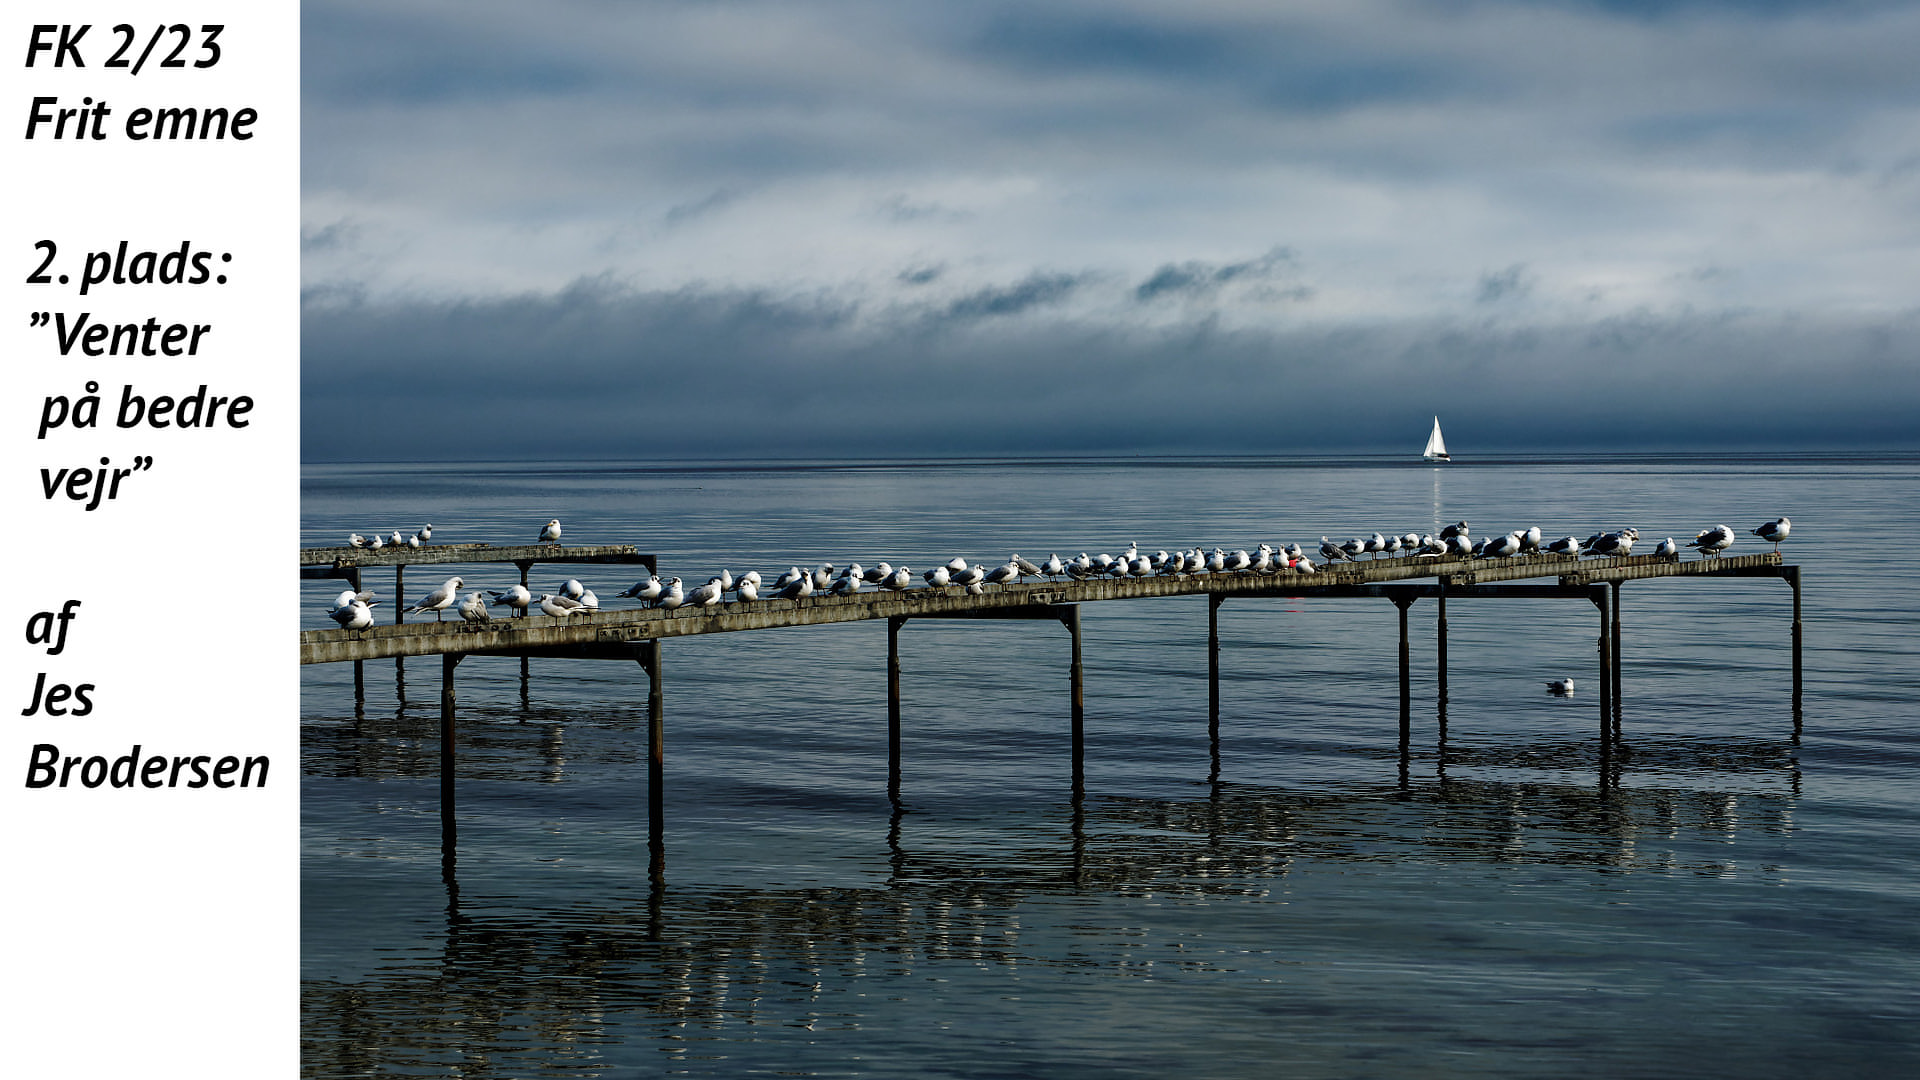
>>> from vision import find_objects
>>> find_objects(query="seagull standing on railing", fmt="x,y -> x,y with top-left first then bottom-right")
883,566 -> 913,591
327,597 -> 376,632
1689,525 -> 1734,558
1655,537 -> 1680,558
489,584 -> 532,616
620,576 -> 664,603
774,574 -> 812,604
406,577 -> 465,621
655,578 -> 686,610
459,592 -> 490,626
1042,554 -> 1066,580
1753,517 -> 1791,551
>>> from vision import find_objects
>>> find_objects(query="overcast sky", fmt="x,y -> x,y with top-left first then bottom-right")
302,0 -> 1920,460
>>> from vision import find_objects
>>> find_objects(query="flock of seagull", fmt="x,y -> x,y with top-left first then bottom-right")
324,515 -> 1792,634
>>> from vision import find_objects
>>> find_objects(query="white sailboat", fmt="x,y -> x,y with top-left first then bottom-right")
1423,416 -> 1450,462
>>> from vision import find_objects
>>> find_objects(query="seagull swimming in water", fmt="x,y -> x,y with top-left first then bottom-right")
1547,678 -> 1575,695
405,577 -> 465,621
1753,516 -> 1791,551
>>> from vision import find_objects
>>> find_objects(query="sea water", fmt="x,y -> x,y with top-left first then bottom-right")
301,455 -> 1920,1077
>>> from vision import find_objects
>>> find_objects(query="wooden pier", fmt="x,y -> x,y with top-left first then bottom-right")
302,546 -> 1802,860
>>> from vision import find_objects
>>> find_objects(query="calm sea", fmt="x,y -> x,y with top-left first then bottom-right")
301,455 -> 1920,1078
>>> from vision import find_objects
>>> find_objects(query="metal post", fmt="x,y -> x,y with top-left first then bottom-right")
1208,594 -> 1222,747
1611,580 -> 1623,735
1394,592 -> 1414,741
1594,587 -> 1613,745
395,564 -> 406,624
1787,566 -> 1802,731
1067,604 -> 1084,797
887,616 -> 904,803
644,639 -> 664,856
440,653 -> 460,851
1436,579 -> 1450,721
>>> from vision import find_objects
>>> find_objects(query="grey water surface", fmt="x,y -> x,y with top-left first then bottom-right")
301,455 -> 1920,1077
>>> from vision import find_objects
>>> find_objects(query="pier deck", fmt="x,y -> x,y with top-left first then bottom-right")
301,550 -> 1786,665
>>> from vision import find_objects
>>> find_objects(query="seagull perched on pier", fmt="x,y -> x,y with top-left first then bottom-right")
952,565 -> 986,589
332,589 -> 377,609
774,574 -> 812,603
924,566 -> 951,588
1440,521 -> 1470,540
1012,554 -> 1043,579
405,577 -> 465,621
1689,525 -> 1734,558
811,564 -> 837,591
417,524 -> 432,543
539,519 -> 563,544
1545,536 -> 1580,557
489,584 -> 532,616
458,592 -> 491,626
946,557 -> 970,574
327,598 -> 375,632
736,577 -> 760,602
346,533 -> 366,548
538,593 -> 584,617
619,576 -> 664,603
367,533 -> 385,550
390,530 -> 406,547
1320,537 -> 1351,563
985,562 -> 1021,587
863,562 -> 893,585
560,579 -> 585,601
688,577 -> 725,608
1655,537 -> 1681,559
1041,554 -> 1066,580
655,578 -> 686,610
883,566 -> 912,591
1753,517 -> 1791,551
1482,532 -> 1522,559
406,534 -> 422,548
829,570 -> 863,596
1519,526 -> 1543,554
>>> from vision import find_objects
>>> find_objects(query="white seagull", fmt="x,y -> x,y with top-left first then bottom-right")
327,598 -> 375,632
346,533 -> 366,548
1547,678 -> 1575,695
1041,554 -> 1066,580
1753,517 -> 1791,551
924,566 -> 952,588
538,593 -> 583,617
1688,526 -> 1734,558
539,518 -> 563,544
883,566 -> 913,591
458,592 -> 491,626
489,584 -> 532,616
1655,537 -> 1681,558
619,576 -> 664,602
405,577 -> 465,621
737,577 -> 760,602
655,578 -> 686,610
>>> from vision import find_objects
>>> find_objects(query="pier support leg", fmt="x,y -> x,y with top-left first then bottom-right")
441,654 -> 462,853
1611,580 -> 1624,736
1208,594 -> 1222,782
1436,581 -> 1450,726
1066,604 -> 1084,797
642,639 -> 665,859
1787,567 -> 1803,732
1393,592 -> 1415,743
1592,587 -> 1613,747
888,616 -> 904,804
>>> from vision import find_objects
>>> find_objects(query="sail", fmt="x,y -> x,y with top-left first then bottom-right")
1423,417 -> 1449,460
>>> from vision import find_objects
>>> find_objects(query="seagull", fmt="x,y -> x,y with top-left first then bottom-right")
774,566 -> 806,589
1655,537 -> 1681,558
406,534 -> 422,549
418,524 -> 433,543
390,530 -> 405,547
883,565 -> 913,591
965,580 -> 987,596
1320,537 -> 1351,562
736,570 -> 762,591
1224,550 -> 1252,573
1440,521 -> 1470,540
985,562 -> 1020,587
863,562 -> 893,585
538,593 -> 584,617
1483,532 -> 1521,559
655,578 -> 686,610
488,584 -> 532,616
774,574 -> 812,604
1518,526 -> 1543,554
1446,534 -> 1474,558
1400,532 -> 1422,552
326,598 -> 375,632
1688,526 -> 1734,558
458,592 -> 491,626
1365,533 -> 1388,558
945,557 -> 969,574
560,579 -> 585,600
1753,516 -> 1791,551
736,577 -> 760,602
1547,678 -> 1575,695
811,563 -> 837,590
924,566 -> 951,588
1012,554 -> 1043,579
332,589 -> 377,609
346,533 -> 366,548
367,533 -> 385,550
829,571 -> 863,596
1545,536 -> 1580,557
619,576 -> 664,602
952,565 -> 986,588
578,588 -> 599,611
688,577 -> 725,608
1207,549 -> 1228,573
539,518 -> 563,544
1341,538 -> 1367,561
717,569 -> 735,593
1041,554 -> 1066,580
405,576 -> 465,621
1587,529 -> 1639,557
1067,554 -> 1094,579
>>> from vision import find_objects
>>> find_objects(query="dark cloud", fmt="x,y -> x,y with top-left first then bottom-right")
1476,264 -> 1535,304
1136,247 -> 1302,302
944,272 -> 1093,320
303,281 -> 1920,462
